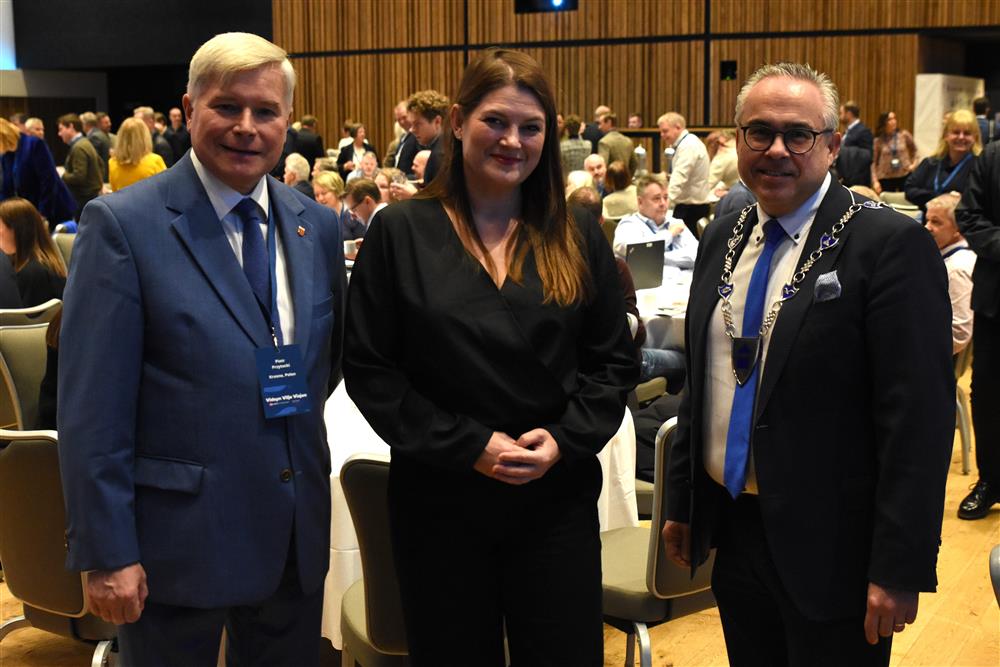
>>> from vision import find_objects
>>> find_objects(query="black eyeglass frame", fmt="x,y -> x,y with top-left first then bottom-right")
739,124 -> 835,155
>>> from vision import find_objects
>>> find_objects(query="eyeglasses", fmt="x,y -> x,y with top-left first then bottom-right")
740,124 -> 834,155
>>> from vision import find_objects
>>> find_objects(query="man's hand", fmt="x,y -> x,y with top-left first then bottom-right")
473,431 -> 522,480
863,582 -> 918,645
493,428 -> 562,485
389,181 -> 418,201
661,520 -> 691,567
668,221 -> 687,237
86,563 -> 148,625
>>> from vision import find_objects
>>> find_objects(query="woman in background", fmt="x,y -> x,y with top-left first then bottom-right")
313,171 -> 365,241
0,118 -> 76,228
905,109 -> 980,210
344,48 -> 637,666
108,117 -> 166,192
336,123 -> 378,179
0,197 -> 67,306
871,110 -> 918,194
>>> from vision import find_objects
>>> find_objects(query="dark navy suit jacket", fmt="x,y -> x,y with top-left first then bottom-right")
1,133 -> 77,226
58,154 -> 346,608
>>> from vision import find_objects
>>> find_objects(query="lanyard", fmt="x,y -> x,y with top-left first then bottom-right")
246,202 -> 283,348
934,153 -> 972,192
942,245 -> 971,260
641,215 -> 675,248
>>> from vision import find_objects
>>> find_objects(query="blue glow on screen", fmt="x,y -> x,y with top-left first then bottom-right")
553,0 -> 563,6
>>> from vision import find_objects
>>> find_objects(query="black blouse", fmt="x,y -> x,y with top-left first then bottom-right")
15,257 -> 65,307
344,198 -> 638,473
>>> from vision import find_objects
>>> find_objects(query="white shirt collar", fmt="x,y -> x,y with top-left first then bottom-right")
672,129 -> 689,148
940,239 -> 969,256
190,149 -> 270,222
367,201 -> 389,227
846,119 -> 860,132
755,171 -> 831,246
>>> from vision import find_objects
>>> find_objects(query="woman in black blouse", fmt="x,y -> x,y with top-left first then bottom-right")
344,49 -> 638,666
0,197 -> 67,306
905,109 -> 981,211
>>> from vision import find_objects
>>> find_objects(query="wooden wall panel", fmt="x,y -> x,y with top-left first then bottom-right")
710,36 -> 920,133
468,0 -> 703,44
292,52 -> 465,157
711,0 -> 1000,34
273,0 -> 465,54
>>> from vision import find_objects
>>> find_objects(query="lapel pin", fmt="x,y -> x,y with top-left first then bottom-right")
297,225 -> 306,237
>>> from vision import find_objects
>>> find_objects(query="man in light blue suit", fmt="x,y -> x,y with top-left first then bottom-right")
58,32 -> 345,666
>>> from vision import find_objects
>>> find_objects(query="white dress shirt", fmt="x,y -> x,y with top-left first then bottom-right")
703,172 -> 833,493
668,130 -> 711,205
941,239 -> 977,354
190,150 -> 295,344
613,211 -> 698,270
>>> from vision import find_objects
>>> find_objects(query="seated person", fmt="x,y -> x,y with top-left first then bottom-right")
924,192 -> 976,354
346,151 -> 380,184
612,174 -> 698,271
0,197 -> 67,306
313,171 -> 364,241
343,177 -> 386,238
602,160 -> 638,220
583,153 -> 607,197
565,170 -> 594,199
388,149 -> 432,201
0,253 -> 21,308
283,152 -> 314,199
312,156 -> 338,180
714,179 -> 757,219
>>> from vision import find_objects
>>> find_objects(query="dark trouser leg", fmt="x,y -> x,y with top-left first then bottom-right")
502,460 -> 604,667
972,312 -> 1000,485
672,203 -> 710,237
712,494 -> 890,667
117,601 -> 227,667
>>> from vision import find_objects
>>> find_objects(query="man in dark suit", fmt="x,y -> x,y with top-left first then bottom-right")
663,63 -> 953,666
391,99 -> 418,176
582,104 -> 609,154
836,100 -> 873,186
956,139 -> 1000,519
163,107 -> 191,159
58,32 -> 345,666
294,114 -> 325,168
80,111 -> 110,182
974,96 -> 996,145
57,113 -> 103,220
134,106 -> 175,167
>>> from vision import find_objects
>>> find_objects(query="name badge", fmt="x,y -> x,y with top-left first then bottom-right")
254,345 -> 312,418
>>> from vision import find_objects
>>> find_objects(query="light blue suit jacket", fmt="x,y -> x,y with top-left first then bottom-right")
58,154 -> 345,608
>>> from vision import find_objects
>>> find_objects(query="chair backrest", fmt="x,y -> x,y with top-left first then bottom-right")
990,544 -> 1000,607
340,454 -> 408,653
0,429 -> 89,617
601,217 -> 619,247
0,355 -> 19,430
53,233 -> 76,269
647,418 -> 715,598
0,298 -> 62,326
0,324 -> 49,430
696,216 -> 710,238
880,191 -> 914,207
955,341 -> 973,379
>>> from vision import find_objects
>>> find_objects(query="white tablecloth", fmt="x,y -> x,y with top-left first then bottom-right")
320,383 -> 639,648
637,271 -> 692,351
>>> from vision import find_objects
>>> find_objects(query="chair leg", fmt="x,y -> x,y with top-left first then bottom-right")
624,629 -> 635,666
957,394 -> 971,475
341,646 -> 355,667
0,615 -> 29,641
91,638 -> 115,667
634,622 -> 652,667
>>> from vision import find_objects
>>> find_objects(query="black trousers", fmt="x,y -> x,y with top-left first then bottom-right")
672,202 -> 711,237
117,539 -> 324,667
972,311 -> 1000,485
712,494 -> 891,667
388,458 -> 604,667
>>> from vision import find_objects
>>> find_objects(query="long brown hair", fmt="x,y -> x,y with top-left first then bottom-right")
420,48 -> 589,306
0,198 -> 67,277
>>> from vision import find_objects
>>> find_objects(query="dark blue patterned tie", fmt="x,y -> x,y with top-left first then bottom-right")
233,198 -> 270,312
723,219 -> 786,498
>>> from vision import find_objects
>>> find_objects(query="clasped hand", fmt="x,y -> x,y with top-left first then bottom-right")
474,429 -> 561,485
86,562 -> 148,624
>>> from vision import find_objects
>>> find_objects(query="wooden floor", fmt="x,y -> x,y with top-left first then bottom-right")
3,375 -> 997,666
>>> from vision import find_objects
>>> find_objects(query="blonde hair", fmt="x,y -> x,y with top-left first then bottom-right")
114,117 -> 153,166
934,109 -> 983,159
313,171 -> 345,197
656,112 -> 686,129
187,32 -> 296,108
926,192 -> 961,215
0,118 -> 20,153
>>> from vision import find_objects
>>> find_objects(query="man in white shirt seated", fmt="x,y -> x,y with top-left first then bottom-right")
925,192 -> 977,354
613,174 -> 698,271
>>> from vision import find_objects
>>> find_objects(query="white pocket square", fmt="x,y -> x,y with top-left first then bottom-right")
814,270 -> 841,302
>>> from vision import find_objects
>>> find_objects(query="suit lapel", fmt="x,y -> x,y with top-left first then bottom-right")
755,185 -> 855,418
270,178 -> 315,355
167,156 -> 272,348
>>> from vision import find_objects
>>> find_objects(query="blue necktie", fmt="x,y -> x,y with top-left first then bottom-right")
233,197 -> 271,322
723,219 -> 786,498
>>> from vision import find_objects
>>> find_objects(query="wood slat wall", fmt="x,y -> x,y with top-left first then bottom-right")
711,35 -> 921,132
711,0 -> 1000,34
467,0 -> 703,44
292,51 -> 465,158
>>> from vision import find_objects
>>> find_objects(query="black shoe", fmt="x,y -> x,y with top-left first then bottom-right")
958,480 -> 999,520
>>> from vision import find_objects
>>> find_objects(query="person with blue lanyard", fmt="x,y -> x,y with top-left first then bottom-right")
905,109 -> 981,212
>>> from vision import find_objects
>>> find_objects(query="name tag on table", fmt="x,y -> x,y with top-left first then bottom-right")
254,345 -> 312,418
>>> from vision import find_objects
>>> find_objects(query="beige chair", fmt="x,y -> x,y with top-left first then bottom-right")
634,478 -> 654,518
879,191 -> 915,207
0,298 -> 61,326
602,417 -> 716,667
0,323 -> 49,430
53,233 -> 76,269
340,454 -> 410,667
955,342 -> 973,475
696,216 -> 710,238
990,544 -> 1000,607
0,429 -> 117,665
601,217 -> 620,248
